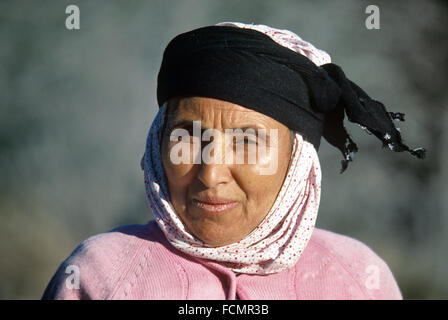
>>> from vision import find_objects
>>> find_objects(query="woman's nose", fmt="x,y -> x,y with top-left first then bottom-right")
197,162 -> 232,189
196,133 -> 233,188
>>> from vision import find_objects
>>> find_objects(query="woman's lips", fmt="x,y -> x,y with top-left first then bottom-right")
191,197 -> 239,213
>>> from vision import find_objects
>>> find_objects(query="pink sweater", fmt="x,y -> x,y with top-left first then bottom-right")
42,220 -> 402,299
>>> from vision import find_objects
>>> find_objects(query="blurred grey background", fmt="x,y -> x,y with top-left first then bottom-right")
1,0 -> 447,299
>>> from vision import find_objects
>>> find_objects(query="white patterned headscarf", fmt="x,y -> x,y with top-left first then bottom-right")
142,22 -> 328,275
215,22 -> 331,66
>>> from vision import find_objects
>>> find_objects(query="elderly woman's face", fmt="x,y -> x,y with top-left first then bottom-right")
161,97 -> 292,247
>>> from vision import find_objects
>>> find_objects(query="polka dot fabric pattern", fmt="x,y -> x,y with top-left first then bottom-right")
142,103 -> 322,274
215,22 -> 331,66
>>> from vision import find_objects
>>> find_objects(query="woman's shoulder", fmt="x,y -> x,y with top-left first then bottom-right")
64,220 -> 170,271
295,227 -> 403,299
308,228 -> 389,266
41,220 -> 178,299
79,220 -> 168,255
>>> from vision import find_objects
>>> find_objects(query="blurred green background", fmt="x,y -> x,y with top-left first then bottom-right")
1,0 -> 447,299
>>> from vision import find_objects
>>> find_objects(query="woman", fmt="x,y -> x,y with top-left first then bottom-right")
42,22 -> 425,299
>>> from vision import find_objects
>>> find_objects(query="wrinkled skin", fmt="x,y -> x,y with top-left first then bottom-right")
161,97 -> 292,247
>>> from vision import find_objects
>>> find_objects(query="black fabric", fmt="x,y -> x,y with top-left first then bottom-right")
157,25 -> 425,172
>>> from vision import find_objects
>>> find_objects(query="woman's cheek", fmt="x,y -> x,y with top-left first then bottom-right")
241,144 -> 280,177
232,165 -> 268,202
164,143 -> 197,183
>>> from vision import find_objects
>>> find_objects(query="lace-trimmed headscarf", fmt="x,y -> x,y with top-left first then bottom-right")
142,22 -> 425,274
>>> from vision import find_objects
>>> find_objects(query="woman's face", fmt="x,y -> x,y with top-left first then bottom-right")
161,97 -> 292,247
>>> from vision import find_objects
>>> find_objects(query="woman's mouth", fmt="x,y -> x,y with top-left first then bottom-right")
191,197 -> 239,213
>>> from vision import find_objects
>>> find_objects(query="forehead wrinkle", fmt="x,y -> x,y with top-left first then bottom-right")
204,107 -> 270,131
173,97 -> 284,131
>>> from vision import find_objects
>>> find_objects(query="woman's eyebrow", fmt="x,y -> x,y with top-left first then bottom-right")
234,126 -> 268,133
168,119 -> 203,131
169,119 -> 268,132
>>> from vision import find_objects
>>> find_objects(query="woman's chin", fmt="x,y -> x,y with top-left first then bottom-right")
182,203 -> 248,246
190,224 -> 244,247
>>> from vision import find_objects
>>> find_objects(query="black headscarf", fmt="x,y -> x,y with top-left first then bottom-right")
157,25 -> 426,172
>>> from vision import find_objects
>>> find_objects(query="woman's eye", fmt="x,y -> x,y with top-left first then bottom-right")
168,128 -> 199,144
236,137 -> 257,145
